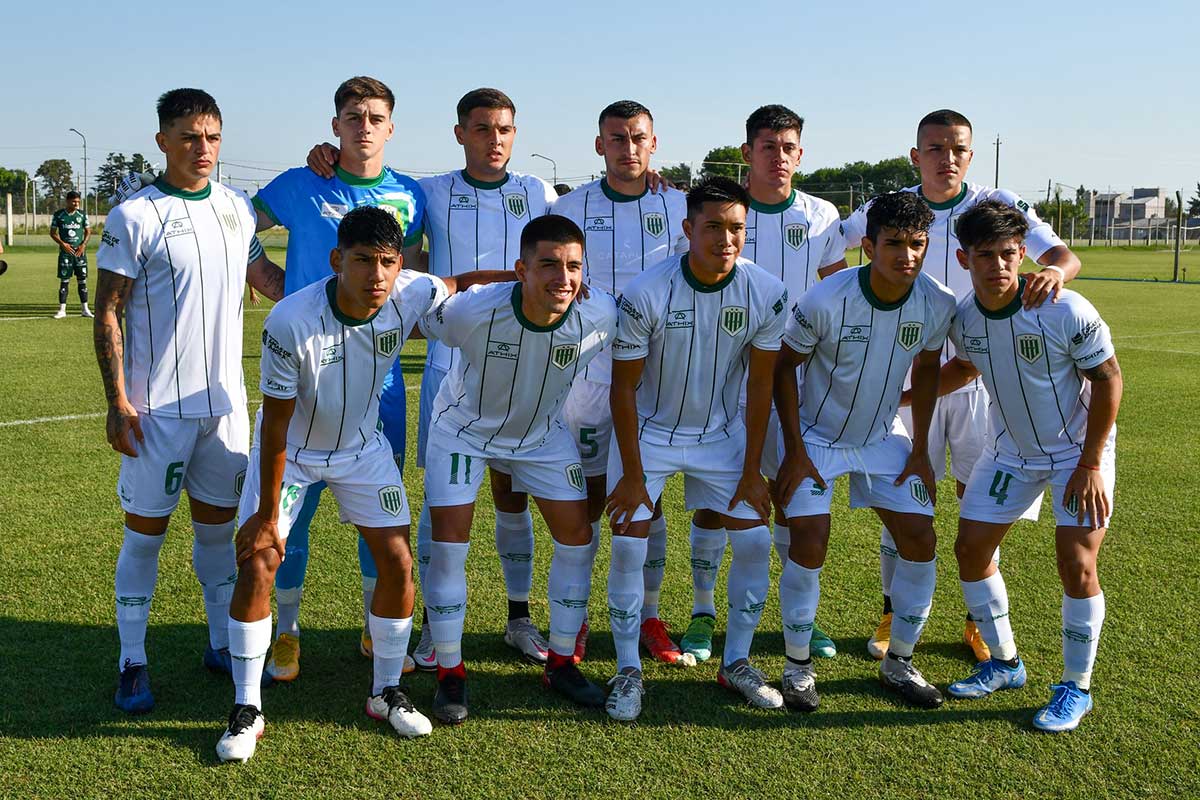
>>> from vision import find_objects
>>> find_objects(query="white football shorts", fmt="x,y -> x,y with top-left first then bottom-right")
562,377 -> 612,478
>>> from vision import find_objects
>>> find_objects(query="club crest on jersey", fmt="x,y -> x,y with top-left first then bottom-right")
720,306 -> 747,337
504,193 -> 528,219
643,212 -> 666,238
218,210 -> 240,233
1016,334 -> 1043,363
565,463 -> 585,492
378,485 -> 406,516
550,343 -> 579,370
910,480 -> 931,507
665,309 -> 694,329
896,321 -> 924,351
784,224 -> 807,250
375,328 -> 402,357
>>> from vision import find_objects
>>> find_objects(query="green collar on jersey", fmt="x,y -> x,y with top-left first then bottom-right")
461,170 -> 510,190
750,189 -> 796,214
858,264 -> 914,311
511,283 -> 572,332
681,254 -> 737,293
974,277 -> 1026,320
154,177 -> 211,200
600,179 -> 648,203
326,277 -> 383,326
335,165 -> 386,188
920,183 -> 967,211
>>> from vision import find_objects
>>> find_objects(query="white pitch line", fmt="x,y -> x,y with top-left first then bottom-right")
0,383 -> 421,428
1114,330 -> 1200,340
0,316 -> 54,321
1118,345 -> 1200,356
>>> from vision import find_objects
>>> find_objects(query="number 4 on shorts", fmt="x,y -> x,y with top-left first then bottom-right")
988,470 -> 1013,506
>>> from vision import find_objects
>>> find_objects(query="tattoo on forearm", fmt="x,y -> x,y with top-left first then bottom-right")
1084,358 -> 1121,382
249,259 -> 286,301
93,271 -> 132,404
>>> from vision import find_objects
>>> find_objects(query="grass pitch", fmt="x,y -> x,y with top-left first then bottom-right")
0,244 -> 1197,799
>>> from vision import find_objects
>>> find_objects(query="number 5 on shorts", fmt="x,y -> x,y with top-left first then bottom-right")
165,461 -> 184,495
579,427 -> 598,459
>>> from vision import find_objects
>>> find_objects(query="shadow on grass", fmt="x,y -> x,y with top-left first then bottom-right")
0,303 -> 63,315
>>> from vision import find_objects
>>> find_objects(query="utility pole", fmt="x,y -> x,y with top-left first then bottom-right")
1174,190 -> 1183,282
993,135 -> 1000,186
69,128 -> 88,219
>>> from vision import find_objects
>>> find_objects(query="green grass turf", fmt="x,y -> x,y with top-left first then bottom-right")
1,243 -> 1198,798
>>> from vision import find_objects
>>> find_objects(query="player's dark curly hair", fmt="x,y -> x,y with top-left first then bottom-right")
520,214 -> 584,261
157,88 -> 221,130
955,200 -> 1028,251
865,192 -> 935,242
457,88 -> 515,124
917,109 -> 972,142
745,104 -> 804,144
686,177 -> 751,219
598,100 -> 653,129
337,206 -> 405,253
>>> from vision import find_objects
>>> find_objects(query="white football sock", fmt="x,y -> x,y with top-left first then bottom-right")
779,558 -> 821,661
229,615 -> 272,709
426,540 -> 470,668
961,572 -> 1017,660
689,522 -> 726,618
416,505 -> 433,591
192,520 -> 237,650
115,527 -> 165,669
274,586 -> 302,639
1062,592 -> 1105,690
641,515 -> 668,621
723,525 -> 771,665
361,576 -> 377,633
772,523 -> 790,565
608,535 -> 647,672
494,508 -> 534,602
369,612 -> 413,694
888,556 -> 937,657
548,541 -> 594,657
880,525 -> 899,598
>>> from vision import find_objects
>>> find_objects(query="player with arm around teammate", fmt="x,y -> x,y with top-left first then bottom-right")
773,192 -> 955,712
50,190 -> 92,318
216,207 -> 510,761
419,215 -> 616,724
935,201 -> 1121,732
605,178 -> 788,721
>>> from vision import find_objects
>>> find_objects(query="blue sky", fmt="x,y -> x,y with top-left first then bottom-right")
2,0 -> 1195,203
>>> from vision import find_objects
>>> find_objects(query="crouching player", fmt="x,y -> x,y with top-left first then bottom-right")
773,192 -> 956,711
216,207 -> 506,761
421,215 -> 617,724
606,177 -> 788,721
940,201 -> 1121,732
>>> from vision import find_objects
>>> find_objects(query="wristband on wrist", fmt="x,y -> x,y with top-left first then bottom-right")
1077,462 -> 1100,471
1041,264 -> 1066,281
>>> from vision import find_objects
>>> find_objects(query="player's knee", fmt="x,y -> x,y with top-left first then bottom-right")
693,508 -> 721,528
1056,552 -> 1098,595
729,526 -> 771,562
240,550 -> 281,590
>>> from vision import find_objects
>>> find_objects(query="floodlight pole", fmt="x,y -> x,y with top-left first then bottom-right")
69,128 -> 88,218
531,153 -> 557,186
993,135 -> 1000,186
1174,190 -> 1183,282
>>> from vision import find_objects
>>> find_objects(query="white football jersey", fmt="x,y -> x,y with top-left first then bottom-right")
552,179 -> 688,383
744,190 -> 844,297
614,255 -> 789,447
949,283 -> 1115,470
420,282 -> 617,455
260,271 -> 449,465
418,170 -> 557,374
784,266 -> 956,449
97,178 -> 256,419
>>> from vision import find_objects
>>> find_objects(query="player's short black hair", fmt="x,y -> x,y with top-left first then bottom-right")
519,214 -> 584,262
157,88 -> 222,130
745,104 -> 804,145
955,200 -> 1028,251
457,88 -> 515,125
66,191 -> 81,201
865,192 -> 935,243
553,183 -> 572,196
334,76 -> 395,115
917,109 -> 972,142
337,206 -> 404,254
686,177 -> 751,220
598,100 -> 653,129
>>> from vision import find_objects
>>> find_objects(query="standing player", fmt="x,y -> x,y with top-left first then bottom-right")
606,178 -> 788,721
50,190 -> 92,318
934,201 -> 1120,732
554,100 -> 691,666
93,88 -> 285,713
216,207 -> 507,760
306,88 -> 558,667
773,192 -> 956,711
420,215 -> 615,724
250,76 -> 426,681
841,109 -> 1083,662
691,105 -> 845,662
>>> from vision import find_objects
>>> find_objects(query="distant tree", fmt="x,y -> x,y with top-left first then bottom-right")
0,166 -> 31,213
1164,195 -> 1178,220
659,162 -> 692,186
795,156 -> 919,215
1035,194 -> 1089,236
35,158 -> 74,210
95,152 -> 130,203
1188,183 -> 1200,218
130,153 -> 154,175
699,146 -> 745,181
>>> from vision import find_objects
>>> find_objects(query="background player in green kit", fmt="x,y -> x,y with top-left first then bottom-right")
50,191 -> 92,319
